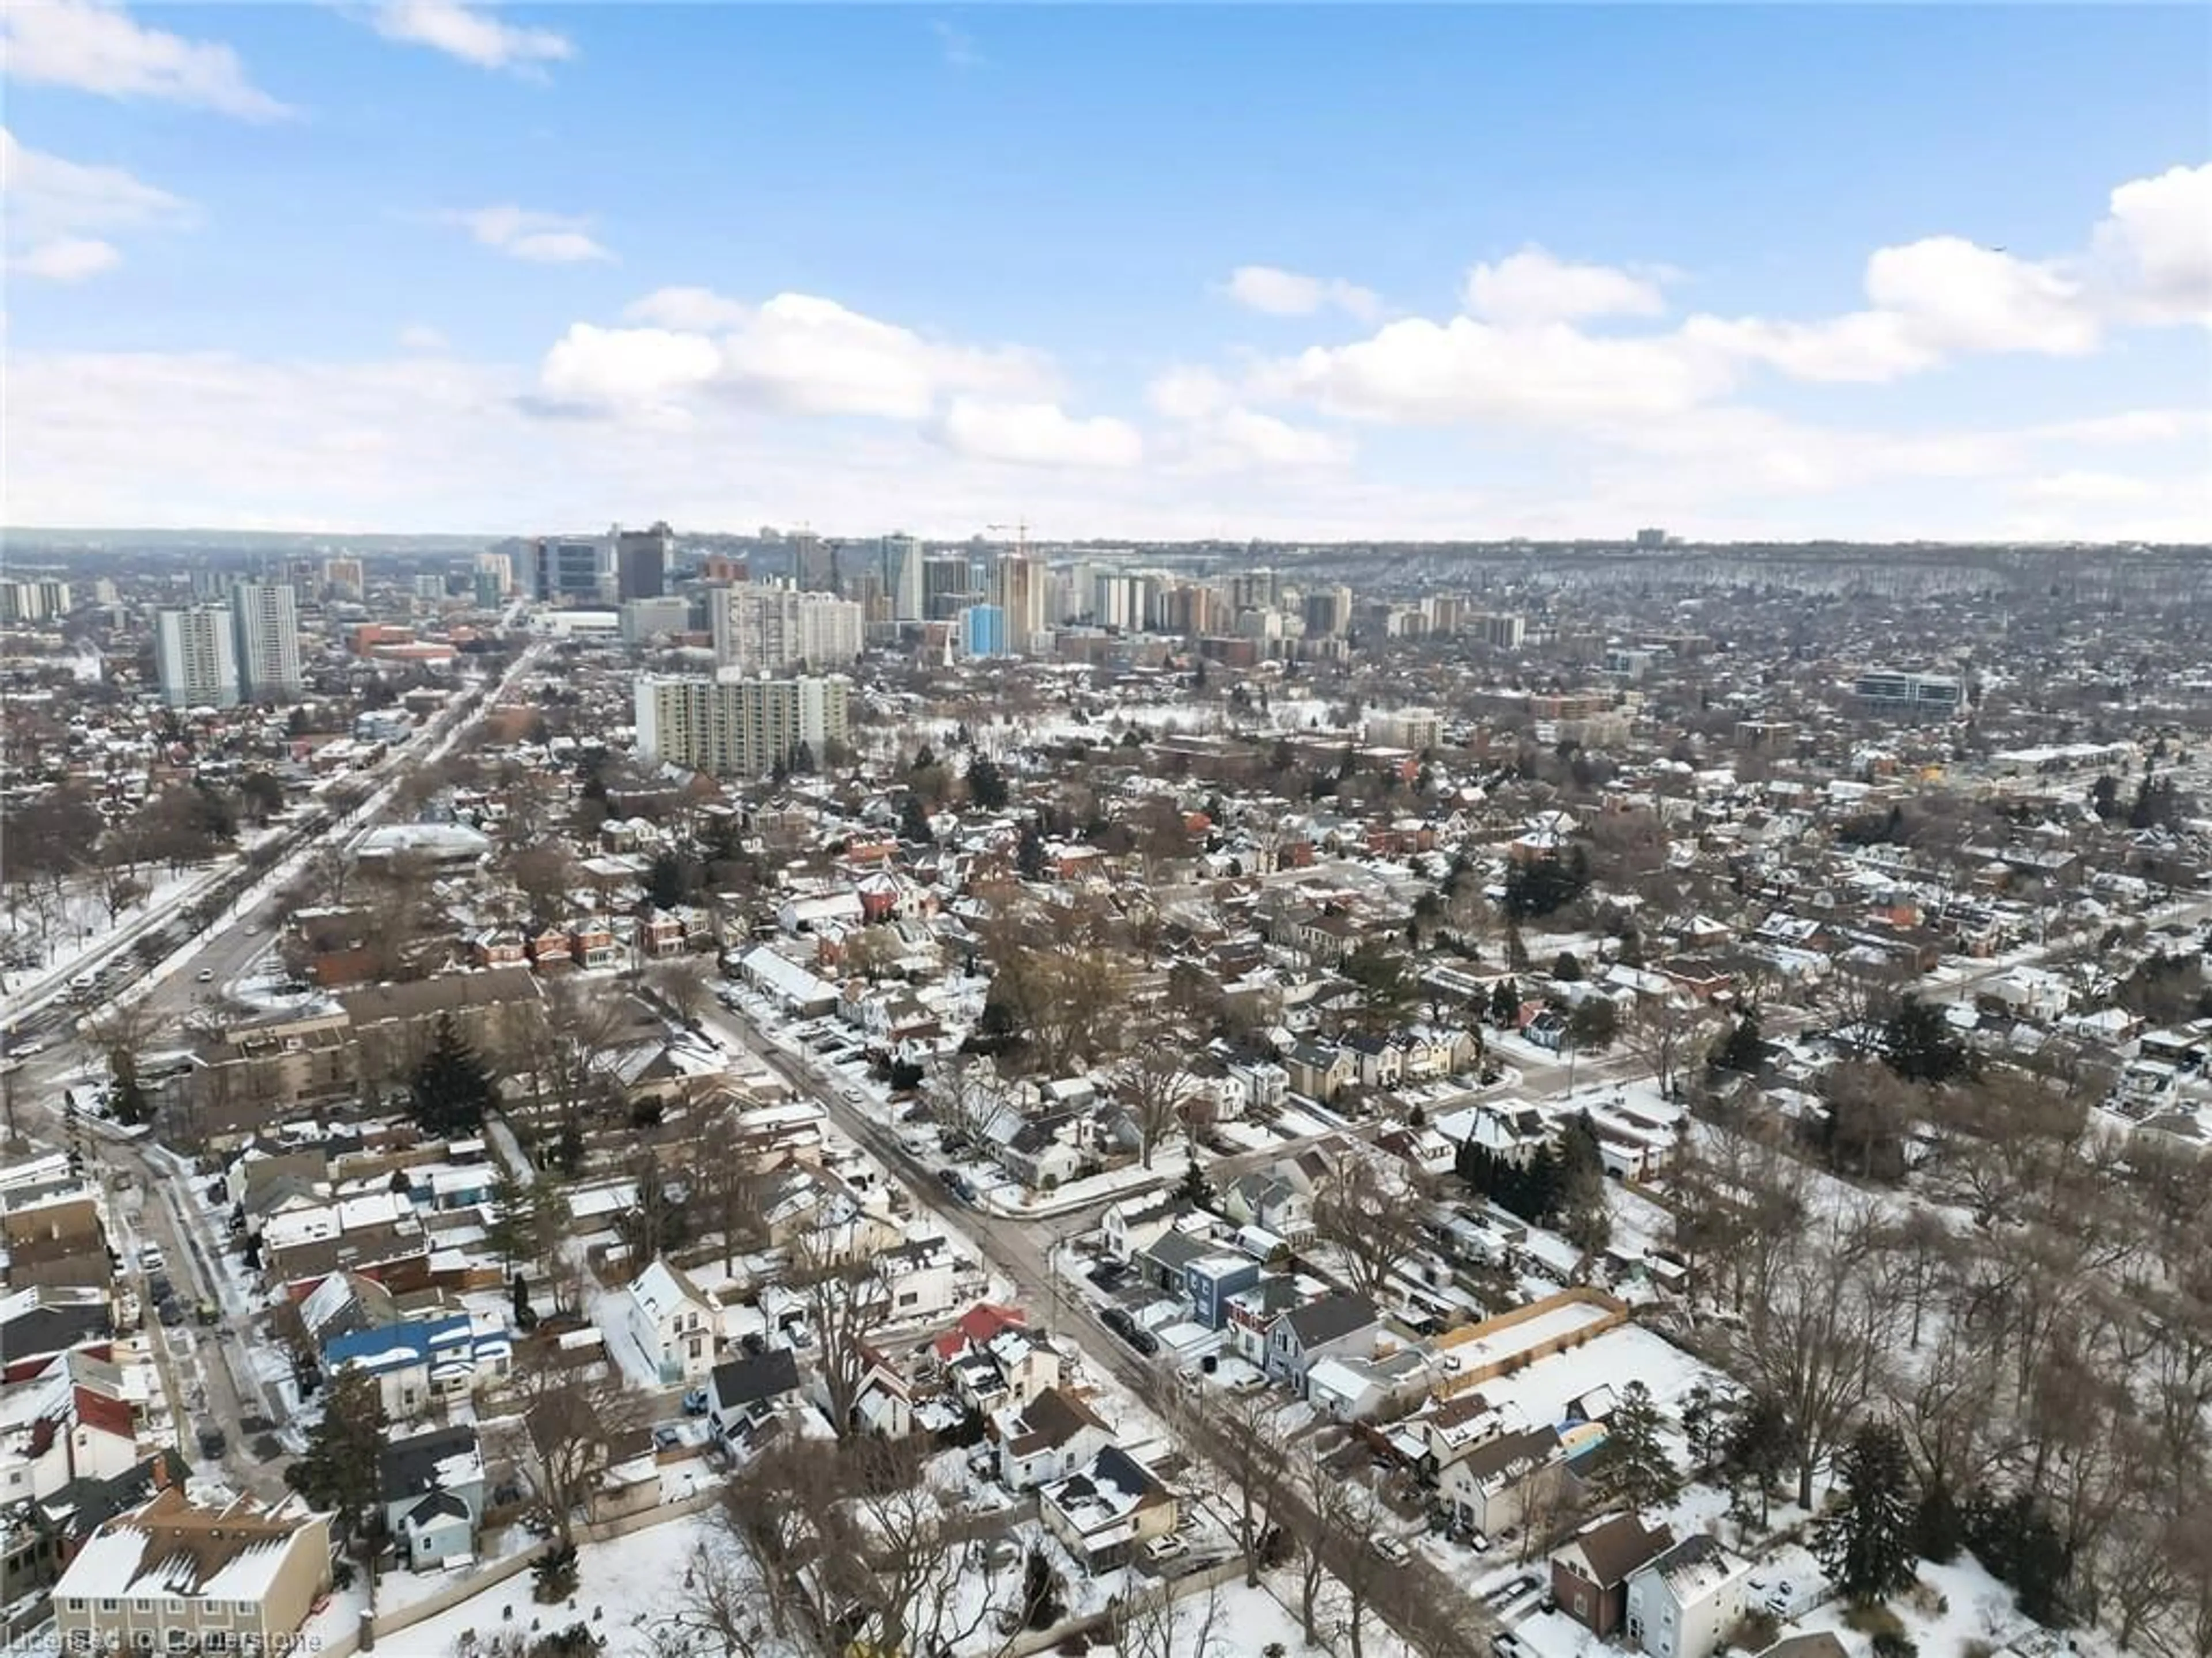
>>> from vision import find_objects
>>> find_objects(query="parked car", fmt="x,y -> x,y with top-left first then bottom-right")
138,1243 -> 166,1270
156,1300 -> 184,1327
196,1426 -> 227,1459
194,1300 -> 219,1327
652,1426 -> 682,1451
680,1388 -> 710,1416
1370,1535 -> 1413,1565
1101,1307 -> 1160,1356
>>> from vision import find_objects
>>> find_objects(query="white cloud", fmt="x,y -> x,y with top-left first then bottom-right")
624,286 -> 752,331
1200,407 -> 1350,469
1224,265 -> 1381,322
1146,366 -> 1233,422
1149,366 -> 1349,469
2089,162 -> 2212,325
539,323 -> 721,413
1462,246 -> 1668,326
1268,316 -> 1730,427
445,206 -> 613,264
0,128 -> 192,280
366,0 -> 573,74
397,324 -> 449,352
936,399 -> 1142,469
1679,310 -> 1936,384
12,236 -> 120,281
2026,469 -> 2158,503
540,291 -> 1057,423
1863,236 -> 2099,356
0,0 -> 292,120
10,341 -> 2206,544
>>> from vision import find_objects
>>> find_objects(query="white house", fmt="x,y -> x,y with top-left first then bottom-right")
1435,1424 -> 1568,1535
1624,1535 -> 1756,1658
623,1257 -> 717,1387
993,1386 -> 1113,1492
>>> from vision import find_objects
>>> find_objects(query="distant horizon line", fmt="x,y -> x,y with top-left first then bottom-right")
5,526 -> 2208,555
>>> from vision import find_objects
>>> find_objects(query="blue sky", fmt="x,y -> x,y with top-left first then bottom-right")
4,2 -> 2208,540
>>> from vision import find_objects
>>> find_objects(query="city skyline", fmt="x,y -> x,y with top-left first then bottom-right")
3,2 -> 2209,543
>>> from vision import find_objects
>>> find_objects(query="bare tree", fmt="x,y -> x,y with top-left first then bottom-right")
511,1351 -> 648,1547
787,1217 -> 892,1432
1175,1383 -> 1287,1588
798,1436 -> 1005,1658
1108,1579 -> 1228,1658
1736,1204 -> 1897,1509
926,1051 -> 1012,1152
1310,1148 -> 1427,1302
1623,994 -> 1714,1099
1113,1039 -> 1197,1170
305,843 -> 354,908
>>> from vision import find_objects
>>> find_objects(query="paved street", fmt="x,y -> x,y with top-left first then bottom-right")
0,646 -> 546,1496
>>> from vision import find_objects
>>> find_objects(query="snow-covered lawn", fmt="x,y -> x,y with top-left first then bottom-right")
390,1511 -> 720,1658
1477,1322 -> 1726,1426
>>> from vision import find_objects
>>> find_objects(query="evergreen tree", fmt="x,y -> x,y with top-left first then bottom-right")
409,1014 -> 495,1137
1711,1010 -> 1765,1075
1962,1492 -> 2073,1627
1912,1473 -> 1965,1564
1016,818 -> 1048,881
1725,1393 -> 1796,1528
1490,977 -> 1522,1029
1175,1155 -> 1215,1208
1506,921 -> 1531,972
899,791 -> 934,844
1556,1111 -> 1612,1253
1818,1420 -> 1919,1603
966,757 -> 1010,811
286,1369 -> 386,1549
643,850 -> 688,911
1593,1381 -> 1680,1510
551,1117 -> 584,1176
1881,996 -> 1968,1085
485,1171 -> 542,1271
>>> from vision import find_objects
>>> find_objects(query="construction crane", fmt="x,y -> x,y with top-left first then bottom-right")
986,519 -> 1030,559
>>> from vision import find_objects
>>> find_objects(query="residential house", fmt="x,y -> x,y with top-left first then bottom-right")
623,1258 -> 717,1387
1183,1253 -> 1264,1331
1099,1197 -> 1183,1264
1304,1348 -> 1435,1423
1552,1512 -> 1676,1638
323,1312 -> 512,1421
1284,1041 -> 1353,1103
1221,1172 -> 1313,1244
1436,1424 -> 1573,1536
999,1113 -> 1084,1192
994,1386 -> 1113,1492
1225,1057 -> 1289,1112
1624,1535 -> 1755,1658
940,1314 -> 1061,1417
1342,1034 -> 1405,1091
706,1348 -> 802,1450
566,919 -> 620,970
1039,1445 -> 1177,1574
378,1424 -> 484,1570
1264,1291 -> 1381,1395
51,1489 -> 332,1657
